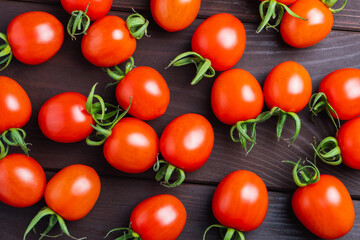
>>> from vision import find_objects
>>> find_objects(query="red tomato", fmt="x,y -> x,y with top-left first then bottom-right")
0,76 -> 31,134
0,154 -> 46,208
263,61 -> 312,112
336,117 -> 360,169
280,0 -> 333,48
38,92 -> 94,143
212,170 -> 268,231
191,13 -> 246,71
319,68 -> 360,120
150,0 -> 201,32
292,174 -> 354,239
260,0 -> 296,4
103,117 -> 159,173
81,15 -> 136,67
116,66 -> 170,120
60,0 -> 113,21
130,194 -> 187,240
211,69 -> 264,125
44,164 -> 101,221
7,11 -> 64,65
160,113 -> 214,172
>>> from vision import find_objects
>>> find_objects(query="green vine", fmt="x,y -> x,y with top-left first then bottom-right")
322,0 -> 347,13
313,136 -> 342,165
283,159 -> 320,187
126,9 -> 149,39
0,32 -> 13,71
1,128 -> 29,156
153,158 -> 186,188
104,224 -> 141,240
106,57 -> 136,87
203,224 -> 245,240
67,3 -> 91,40
309,92 -> 340,130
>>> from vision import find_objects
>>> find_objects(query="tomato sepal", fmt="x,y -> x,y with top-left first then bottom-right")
67,3 -> 91,40
203,224 -> 245,240
1,128 -> 29,156
153,158 -> 186,188
167,51 -> 215,85
230,120 -> 259,155
106,57 -> 136,87
0,32 -> 13,71
309,92 -> 340,130
126,10 -> 149,40
105,224 -> 141,240
322,0 -> 347,13
313,136 -> 342,166
283,159 -> 320,187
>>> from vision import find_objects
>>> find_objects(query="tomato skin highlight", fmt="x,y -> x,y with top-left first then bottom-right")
319,68 -> 360,120
81,15 -> 136,67
130,194 -> 187,240
0,154 -> 46,208
211,69 -> 264,125
280,0 -> 333,48
103,117 -> 159,173
60,0 -> 113,21
150,0 -> 201,32
44,164 -> 101,221
191,13 -> 246,71
160,113 -> 214,172
336,117 -> 360,170
292,174 -> 354,239
38,92 -> 94,143
116,66 -> 170,121
263,61 -> 312,112
212,170 -> 268,232
7,11 -> 64,65
0,76 -> 31,134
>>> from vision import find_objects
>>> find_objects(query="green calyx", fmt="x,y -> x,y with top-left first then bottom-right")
203,224 -> 245,240
67,3 -> 91,40
23,207 -> 85,240
0,128 -> 30,157
230,119 -> 260,155
283,159 -> 320,187
313,136 -> 342,165
167,51 -> 216,85
309,92 -> 340,130
257,0 -> 306,33
0,32 -> 13,71
126,10 -> 149,40
105,224 -> 141,240
106,57 -> 135,87
321,0 -> 347,13
153,158 -> 186,188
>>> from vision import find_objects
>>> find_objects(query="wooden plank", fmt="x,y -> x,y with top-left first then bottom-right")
10,0 -> 360,31
1,175 -> 360,239
1,0 -> 360,197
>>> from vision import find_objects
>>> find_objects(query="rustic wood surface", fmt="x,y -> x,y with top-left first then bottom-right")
0,0 -> 360,239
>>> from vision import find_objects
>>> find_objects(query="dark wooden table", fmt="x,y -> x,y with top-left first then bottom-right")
1,0 -> 360,239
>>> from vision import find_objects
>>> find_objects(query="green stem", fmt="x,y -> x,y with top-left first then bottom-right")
283,159 -> 320,187
153,159 -> 185,188
104,224 -> 141,240
1,128 -> 29,156
126,9 -> 149,39
106,57 -> 136,87
322,0 -> 347,12
230,119 -> 259,155
67,3 -> 91,40
309,92 -> 340,130
313,136 -> 342,165
203,224 -> 245,240
0,32 -> 13,71
0,139 -> 9,160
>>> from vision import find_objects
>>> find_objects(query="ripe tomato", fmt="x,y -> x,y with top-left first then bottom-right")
280,0 -> 333,48
263,61 -> 312,112
336,117 -> 360,169
191,13 -> 246,71
7,11 -> 64,65
81,15 -> 136,67
150,0 -> 201,32
319,68 -> 360,120
212,170 -> 268,232
60,0 -> 112,21
160,113 -> 214,172
103,117 -> 159,173
0,154 -> 46,208
130,194 -> 187,240
211,69 -> 264,125
0,76 -> 31,134
292,174 -> 354,239
116,66 -> 170,120
38,92 -> 94,143
45,164 -> 101,221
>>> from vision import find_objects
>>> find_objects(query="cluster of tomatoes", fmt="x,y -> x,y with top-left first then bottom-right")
0,0 -> 359,239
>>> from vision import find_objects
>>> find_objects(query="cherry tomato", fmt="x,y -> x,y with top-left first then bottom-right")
319,68 -> 360,120
130,194 -> 187,240
81,15 -> 136,67
44,164 -> 101,221
212,170 -> 268,231
7,11 -> 64,65
0,76 -> 31,134
38,92 -> 94,143
280,0 -> 333,48
191,13 -> 246,71
150,0 -> 201,32
160,113 -> 214,172
292,174 -> 354,239
263,61 -> 312,112
211,69 -> 264,125
116,66 -> 170,120
103,117 -> 159,173
336,117 -> 360,169
0,154 -> 46,208
60,0 -> 113,21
